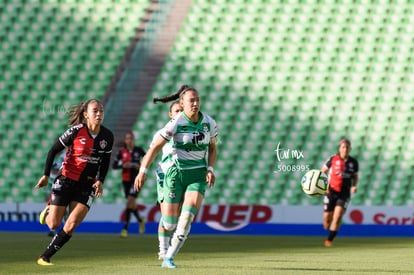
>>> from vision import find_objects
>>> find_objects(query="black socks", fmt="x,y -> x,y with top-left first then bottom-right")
41,229 -> 72,259
327,230 -> 338,241
124,208 -> 143,230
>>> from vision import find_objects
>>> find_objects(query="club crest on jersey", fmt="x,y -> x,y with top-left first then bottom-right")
100,140 -> 108,149
202,123 -> 209,132
168,191 -> 176,199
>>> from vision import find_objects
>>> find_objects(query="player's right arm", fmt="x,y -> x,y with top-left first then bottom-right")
35,140 -> 66,189
35,126 -> 79,189
321,155 -> 334,174
134,134 -> 167,191
320,156 -> 334,194
134,118 -> 178,191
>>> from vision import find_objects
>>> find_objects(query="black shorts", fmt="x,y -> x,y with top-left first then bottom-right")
50,175 -> 95,208
323,190 -> 351,212
122,181 -> 138,198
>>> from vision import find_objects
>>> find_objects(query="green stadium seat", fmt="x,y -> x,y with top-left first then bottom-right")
0,0 -> 152,203
2,0 -> 413,206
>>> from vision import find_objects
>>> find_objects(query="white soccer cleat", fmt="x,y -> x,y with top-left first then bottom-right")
161,257 -> 177,268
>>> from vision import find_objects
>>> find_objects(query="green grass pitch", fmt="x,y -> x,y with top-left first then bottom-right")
1,232 -> 413,274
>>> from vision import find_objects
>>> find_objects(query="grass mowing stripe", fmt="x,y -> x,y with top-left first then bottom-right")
1,233 -> 413,274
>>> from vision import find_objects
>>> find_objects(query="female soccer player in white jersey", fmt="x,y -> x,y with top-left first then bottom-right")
135,85 -> 218,268
150,100 -> 183,260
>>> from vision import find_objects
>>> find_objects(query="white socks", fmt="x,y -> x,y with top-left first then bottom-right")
165,211 -> 194,259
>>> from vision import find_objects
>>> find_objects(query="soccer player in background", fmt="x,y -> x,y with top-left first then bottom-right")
34,99 -> 114,265
150,99 -> 183,260
112,131 -> 146,237
321,138 -> 359,247
134,85 -> 217,268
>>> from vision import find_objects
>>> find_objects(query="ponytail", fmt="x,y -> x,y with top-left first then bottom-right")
67,99 -> 102,126
153,84 -> 196,104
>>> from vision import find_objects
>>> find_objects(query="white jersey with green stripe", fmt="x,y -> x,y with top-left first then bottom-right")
150,129 -> 175,175
160,111 -> 217,170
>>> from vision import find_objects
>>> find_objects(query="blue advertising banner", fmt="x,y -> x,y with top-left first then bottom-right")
1,222 -> 413,237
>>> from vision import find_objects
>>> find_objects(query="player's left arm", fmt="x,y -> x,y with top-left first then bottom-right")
94,132 -> 114,197
206,118 -> 217,187
206,136 -> 217,188
94,153 -> 110,197
351,173 -> 359,193
351,159 -> 359,193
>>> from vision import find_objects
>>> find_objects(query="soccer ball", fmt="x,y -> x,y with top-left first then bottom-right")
301,169 -> 329,196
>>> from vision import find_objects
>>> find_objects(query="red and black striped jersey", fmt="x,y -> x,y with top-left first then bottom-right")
113,146 -> 146,182
323,154 -> 359,193
57,124 -> 114,182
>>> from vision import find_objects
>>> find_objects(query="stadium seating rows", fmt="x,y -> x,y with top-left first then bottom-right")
0,0 -> 150,203
1,0 -> 414,207
126,0 -> 414,206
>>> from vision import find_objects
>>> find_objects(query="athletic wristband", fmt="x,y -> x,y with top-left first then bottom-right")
139,167 -> 148,174
207,166 -> 214,173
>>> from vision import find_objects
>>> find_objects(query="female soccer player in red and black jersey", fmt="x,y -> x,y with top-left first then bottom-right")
112,131 -> 146,237
34,99 -> 114,265
321,138 -> 359,247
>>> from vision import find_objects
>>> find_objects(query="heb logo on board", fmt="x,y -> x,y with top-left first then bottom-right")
139,205 -> 273,232
348,209 -> 414,225
198,205 -> 273,232
196,205 -> 272,223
